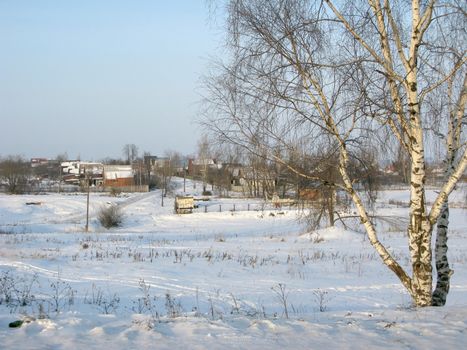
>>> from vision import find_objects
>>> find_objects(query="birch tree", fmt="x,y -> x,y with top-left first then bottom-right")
431,69 -> 467,305
203,0 -> 466,307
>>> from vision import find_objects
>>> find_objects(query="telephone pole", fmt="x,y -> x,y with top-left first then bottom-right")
85,167 -> 90,232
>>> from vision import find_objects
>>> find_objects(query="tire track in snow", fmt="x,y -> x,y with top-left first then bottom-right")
0,261 -> 80,282
42,191 -> 160,225
0,260 -> 212,295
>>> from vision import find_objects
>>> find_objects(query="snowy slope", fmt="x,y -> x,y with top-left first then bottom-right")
0,181 -> 466,349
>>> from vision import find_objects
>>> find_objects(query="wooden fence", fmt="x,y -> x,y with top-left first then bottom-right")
193,201 -> 300,213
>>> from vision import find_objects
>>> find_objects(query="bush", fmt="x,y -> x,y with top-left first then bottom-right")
109,187 -> 121,197
98,205 -> 123,229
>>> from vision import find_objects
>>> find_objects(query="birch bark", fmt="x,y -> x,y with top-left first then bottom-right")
211,0 -> 466,307
432,75 -> 467,305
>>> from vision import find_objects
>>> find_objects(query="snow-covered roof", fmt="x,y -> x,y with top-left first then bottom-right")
103,165 -> 133,179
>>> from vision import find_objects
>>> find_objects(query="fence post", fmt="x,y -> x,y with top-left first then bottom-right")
248,203 -> 250,211
219,204 -> 222,212
233,204 -> 236,212
205,205 -> 207,213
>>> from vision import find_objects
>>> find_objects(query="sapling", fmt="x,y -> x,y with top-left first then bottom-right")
49,277 -> 75,313
313,288 -> 330,312
165,292 -> 182,318
271,283 -> 289,319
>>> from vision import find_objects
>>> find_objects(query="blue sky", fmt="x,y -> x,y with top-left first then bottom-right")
0,0 -> 222,160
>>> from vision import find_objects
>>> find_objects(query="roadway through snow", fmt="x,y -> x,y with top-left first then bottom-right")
36,190 -> 162,226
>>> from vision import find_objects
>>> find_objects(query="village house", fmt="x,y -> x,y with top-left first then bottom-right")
30,158 -> 49,168
59,161 -> 141,190
221,163 -> 277,197
187,158 -> 220,177
103,165 -> 134,187
60,161 -> 104,186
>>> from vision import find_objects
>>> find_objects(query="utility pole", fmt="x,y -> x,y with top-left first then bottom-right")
161,170 -> 165,207
139,160 -> 142,186
85,167 -> 90,232
183,164 -> 186,193
58,162 -> 62,194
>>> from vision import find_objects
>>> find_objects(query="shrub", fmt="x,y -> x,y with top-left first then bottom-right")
109,187 -> 121,197
98,205 -> 123,229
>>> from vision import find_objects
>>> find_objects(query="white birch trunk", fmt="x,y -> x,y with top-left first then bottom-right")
402,0 -> 435,307
432,200 -> 452,306
338,144 -> 413,292
406,132 -> 434,306
432,74 -> 467,305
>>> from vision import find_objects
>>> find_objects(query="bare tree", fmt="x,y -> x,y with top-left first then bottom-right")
164,150 -> 183,175
197,135 -> 213,194
393,144 -> 411,185
149,150 -> 182,195
203,0 -> 466,307
210,143 -> 246,196
0,155 -> 31,194
142,151 -> 153,186
122,144 -> 138,165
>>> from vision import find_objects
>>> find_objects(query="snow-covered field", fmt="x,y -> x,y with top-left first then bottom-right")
0,179 -> 466,349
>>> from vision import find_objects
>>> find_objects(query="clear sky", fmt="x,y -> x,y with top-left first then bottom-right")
0,0 -> 221,161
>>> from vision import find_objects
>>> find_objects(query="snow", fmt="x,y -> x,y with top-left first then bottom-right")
0,179 -> 466,349
103,165 -> 133,180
